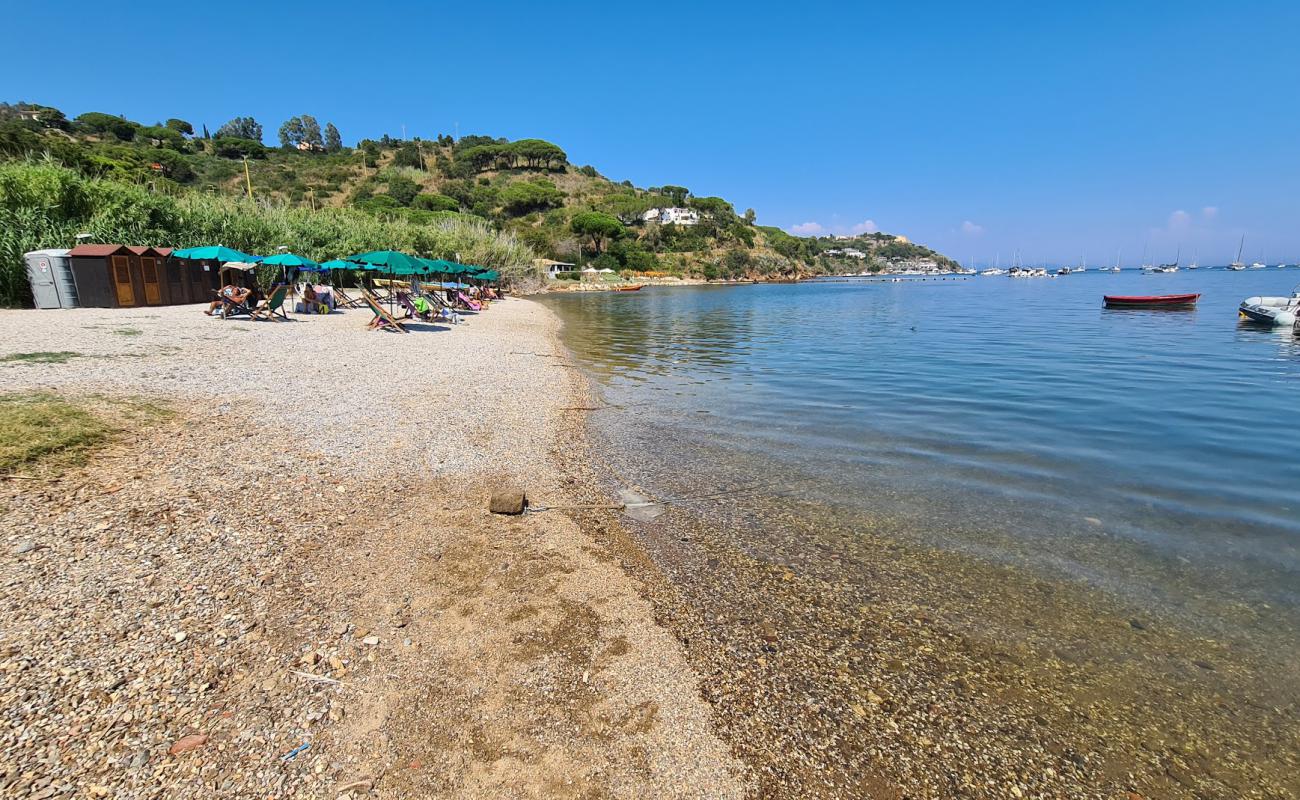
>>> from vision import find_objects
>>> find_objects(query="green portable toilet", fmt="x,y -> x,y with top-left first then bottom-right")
23,249 -> 78,308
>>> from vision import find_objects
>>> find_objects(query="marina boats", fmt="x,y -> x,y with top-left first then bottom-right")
1104,293 -> 1201,309
1250,262 -> 1266,269
979,268 -> 1006,276
1008,266 -> 1050,278
1238,285 -> 1300,326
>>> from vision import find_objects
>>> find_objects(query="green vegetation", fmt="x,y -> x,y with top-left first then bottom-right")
0,392 -> 109,472
0,351 -> 81,364
0,392 -> 172,473
0,100 -> 957,306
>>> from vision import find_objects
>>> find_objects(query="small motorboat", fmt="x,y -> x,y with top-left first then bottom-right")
1239,287 -> 1300,326
611,284 -> 646,292
1104,293 -> 1201,309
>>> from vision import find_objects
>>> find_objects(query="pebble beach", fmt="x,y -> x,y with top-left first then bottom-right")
0,301 -> 749,798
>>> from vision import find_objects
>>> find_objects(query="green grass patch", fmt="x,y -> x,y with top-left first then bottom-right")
0,393 -> 172,475
0,351 -> 82,364
0,393 -> 110,473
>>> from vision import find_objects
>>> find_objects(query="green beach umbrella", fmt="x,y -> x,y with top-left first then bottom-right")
319,259 -> 355,271
473,270 -> 499,282
172,245 -> 255,263
345,250 -> 422,275
260,252 -> 320,270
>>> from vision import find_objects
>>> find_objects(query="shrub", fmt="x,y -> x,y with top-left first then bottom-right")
411,193 -> 459,212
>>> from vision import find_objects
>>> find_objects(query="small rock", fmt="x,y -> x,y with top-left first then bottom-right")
362,635 -> 380,646
11,541 -> 39,555
1192,659 -> 1215,671
489,489 -> 527,515
758,621 -> 778,643
173,631 -> 187,643
168,733 -> 208,755
1128,618 -> 1147,631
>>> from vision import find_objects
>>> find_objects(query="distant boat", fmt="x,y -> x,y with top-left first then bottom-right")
1188,248 -> 1199,269
1104,293 -> 1200,308
1229,235 -> 1247,270
1250,262 -> 1266,269
612,284 -> 646,291
979,268 -> 1006,276
1154,246 -> 1180,272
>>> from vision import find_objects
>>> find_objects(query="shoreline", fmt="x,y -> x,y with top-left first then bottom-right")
0,301 -> 749,798
540,293 -> 1300,800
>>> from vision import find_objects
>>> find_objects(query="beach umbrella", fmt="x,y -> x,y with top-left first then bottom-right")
345,250 -> 424,314
172,245 -> 256,263
261,252 -> 320,270
472,269 -> 500,282
345,250 -> 422,274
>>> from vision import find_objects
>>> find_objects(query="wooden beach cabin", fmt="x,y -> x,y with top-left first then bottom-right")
68,244 -> 138,307
69,245 -> 202,307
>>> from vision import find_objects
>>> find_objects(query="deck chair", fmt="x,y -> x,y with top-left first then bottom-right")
332,286 -> 366,309
419,290 -> 460,324
363,291 -> 408,333
250,285 -> 290,321
456,291 -> 482,311
215,290 -> 254,319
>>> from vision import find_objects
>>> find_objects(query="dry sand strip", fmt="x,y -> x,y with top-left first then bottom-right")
0,301 -> 749,799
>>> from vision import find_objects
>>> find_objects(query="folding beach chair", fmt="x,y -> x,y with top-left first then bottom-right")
456,291 -> 482,311
214,289 -> 253,319
363,291 -> 407,333
250,285 -> 290,321
419,290 -> 460,324
332,286 -> 366,309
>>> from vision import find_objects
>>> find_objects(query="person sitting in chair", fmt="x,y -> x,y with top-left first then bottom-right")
301,283 -> 319,314
205,284 -> 251,316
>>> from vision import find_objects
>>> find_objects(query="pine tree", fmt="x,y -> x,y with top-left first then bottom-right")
324,123 -> 342,152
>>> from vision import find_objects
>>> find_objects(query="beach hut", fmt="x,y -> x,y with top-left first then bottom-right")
68,244 -> 138,307
23,249 -> 78,309
125,246 -> 167,305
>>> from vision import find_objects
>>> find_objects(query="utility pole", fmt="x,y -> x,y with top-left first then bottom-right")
242,156 -> 254,200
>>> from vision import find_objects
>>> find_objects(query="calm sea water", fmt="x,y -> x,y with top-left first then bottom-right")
542,269 -> 1300,624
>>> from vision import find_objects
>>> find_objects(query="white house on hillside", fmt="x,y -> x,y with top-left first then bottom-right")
640,207 -> 700,226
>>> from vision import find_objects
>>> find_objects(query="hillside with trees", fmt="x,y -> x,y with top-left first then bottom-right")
0,100 -> 956,303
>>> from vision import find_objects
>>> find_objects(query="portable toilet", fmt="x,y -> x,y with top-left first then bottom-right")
23,249 -> 78,308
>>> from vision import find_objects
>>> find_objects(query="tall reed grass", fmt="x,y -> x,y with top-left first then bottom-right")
0,160 -> 535,307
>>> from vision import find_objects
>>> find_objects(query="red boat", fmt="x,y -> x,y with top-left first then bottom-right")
1103,293 -> 1200,309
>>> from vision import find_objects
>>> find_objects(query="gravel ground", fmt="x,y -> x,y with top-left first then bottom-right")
0,302 -> 561,478
0,301 -> 749,798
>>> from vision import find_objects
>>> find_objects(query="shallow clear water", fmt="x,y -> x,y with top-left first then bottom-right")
542,270 -> 1300,621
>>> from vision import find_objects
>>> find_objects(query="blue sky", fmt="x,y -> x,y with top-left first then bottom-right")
4,1 -> 1298,265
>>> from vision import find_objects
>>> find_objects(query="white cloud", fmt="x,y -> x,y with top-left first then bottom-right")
849,219 -> 879,235
1202,206 -> 1218,219
789,222 -> 824,236
1168,209 -> 1191,229
961,220 -> 984,236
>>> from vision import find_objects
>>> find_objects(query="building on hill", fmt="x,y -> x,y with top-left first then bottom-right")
534,258 -> 576,278
295,141 -> 324,152
640,207 -> 700,226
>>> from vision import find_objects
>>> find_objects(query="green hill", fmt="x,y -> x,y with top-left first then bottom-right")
0,101 -> 956,305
